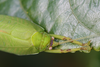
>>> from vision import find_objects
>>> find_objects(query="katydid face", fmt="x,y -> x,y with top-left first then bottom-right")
31,32 -> 51,52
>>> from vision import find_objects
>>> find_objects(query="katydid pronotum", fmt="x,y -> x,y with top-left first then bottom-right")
0,15 -> 91,55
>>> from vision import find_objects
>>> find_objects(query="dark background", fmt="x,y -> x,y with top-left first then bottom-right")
0,50 -> 99,67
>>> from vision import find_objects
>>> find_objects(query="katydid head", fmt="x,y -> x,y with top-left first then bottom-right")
31,32 -> 51,52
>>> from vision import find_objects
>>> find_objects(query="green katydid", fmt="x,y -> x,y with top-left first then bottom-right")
0,15 -> 91,55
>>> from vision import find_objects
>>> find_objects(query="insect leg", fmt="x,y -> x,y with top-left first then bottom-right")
49,34 -> 90,46
45,46 -> 91,53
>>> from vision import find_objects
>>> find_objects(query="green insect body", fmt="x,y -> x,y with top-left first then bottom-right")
0,15 -> 91,55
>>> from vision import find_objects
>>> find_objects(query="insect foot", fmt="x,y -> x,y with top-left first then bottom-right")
82,41 -> 91,46
80,45 -> 91,52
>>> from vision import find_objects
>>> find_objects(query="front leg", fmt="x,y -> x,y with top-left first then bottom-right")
45,46 -> 91,53
49,34 -> 90,46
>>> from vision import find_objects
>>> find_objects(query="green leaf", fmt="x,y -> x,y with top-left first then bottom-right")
69,0 -> 100,51
0,0 -> 100,52
0,0 -> 29,20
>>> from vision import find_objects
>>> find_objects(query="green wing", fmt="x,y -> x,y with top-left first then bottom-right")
0,15 -> 44,55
